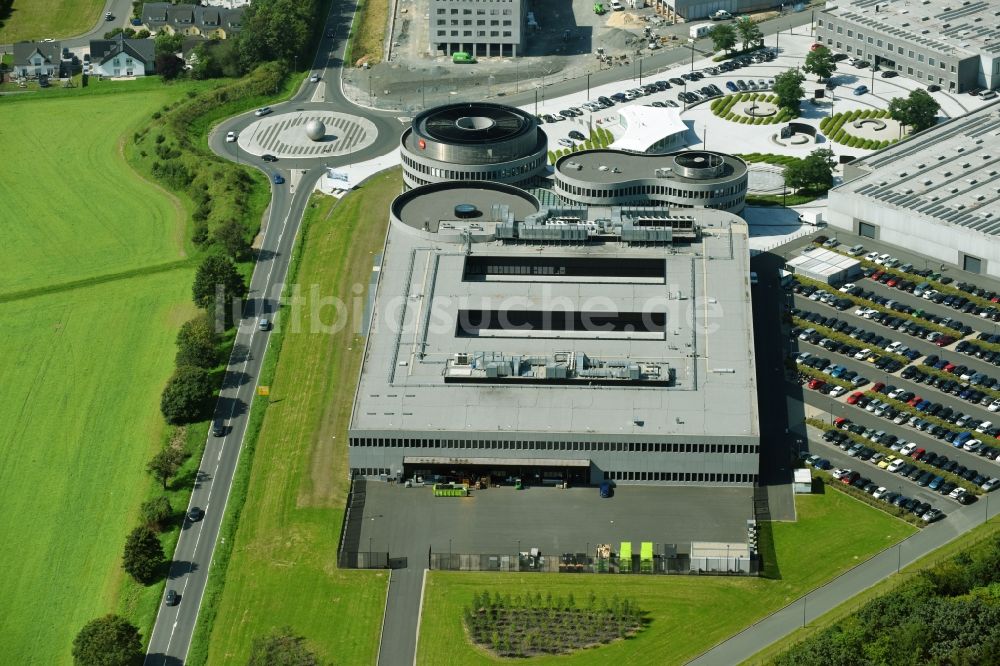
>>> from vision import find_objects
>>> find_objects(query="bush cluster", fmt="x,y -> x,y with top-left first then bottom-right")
711,93 -> 793,125
464,591 -> 643,657
819,109 -> 897,149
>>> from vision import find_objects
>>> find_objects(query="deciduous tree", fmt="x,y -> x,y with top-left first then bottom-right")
803,45 -> 835,80
140,496 -> 172,531
773,68 -> 805,113
146,447 -> 186,489
122,526 -> 164,584
709,23 -> 737,54
176,312 -> 220,368
160,365 -> 213,424
888,88 -> 940,133
735,17 -> 763,52
192,254 -> 247,314
72,615 -> 142,666
213,219 -> 250,260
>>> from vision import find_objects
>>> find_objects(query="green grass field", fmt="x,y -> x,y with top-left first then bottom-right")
416,491 -> 915,665
198,172 -> 401,664
0,0 -> 105,43
0,86 -> 193,295
0,81 -> 201,664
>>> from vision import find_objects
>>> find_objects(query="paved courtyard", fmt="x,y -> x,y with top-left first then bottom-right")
354,483 -> 753,560
237,110 -> 378,158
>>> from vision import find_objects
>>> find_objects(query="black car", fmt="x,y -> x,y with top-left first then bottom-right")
568,130 -> 586,141
262,154 -> 278,162
654,80 -> 671,90
211,419 -> 226,437
598,96 -> 614,106
880,70 -> 898,78
669,77 -> 685,86
927,84 -> 941,92
165,589 -> 180,606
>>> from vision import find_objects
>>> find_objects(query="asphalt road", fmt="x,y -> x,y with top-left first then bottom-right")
1,0 -> 137,49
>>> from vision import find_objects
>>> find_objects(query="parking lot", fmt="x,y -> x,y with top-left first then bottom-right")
779,234 -> 1000,521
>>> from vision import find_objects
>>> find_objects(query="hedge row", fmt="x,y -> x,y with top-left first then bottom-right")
711,92 -> 794,125
819,109 -> 899,150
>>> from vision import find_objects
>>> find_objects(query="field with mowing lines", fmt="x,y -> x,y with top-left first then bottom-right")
0,87 -> 190,293
416,491 -> 915,665
0,0 -> 104,43
198,173 -> 401,665
0,82 -> 201,664
0,269 -> 194,663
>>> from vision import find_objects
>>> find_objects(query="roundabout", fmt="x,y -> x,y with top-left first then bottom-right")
236,110 -> 379,159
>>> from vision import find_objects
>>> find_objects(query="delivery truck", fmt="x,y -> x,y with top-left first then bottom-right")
689,23 -> 711,39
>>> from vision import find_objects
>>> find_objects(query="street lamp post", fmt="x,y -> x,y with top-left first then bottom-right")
534,88 -> 538,116
871,64 -> 878,94
587,72 -> 591,102
639,58 -> 644,86
689,38 -> 695,71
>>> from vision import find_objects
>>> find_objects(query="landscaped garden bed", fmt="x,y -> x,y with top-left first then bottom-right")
820,109 -> 900,149
711,93 -> 796,124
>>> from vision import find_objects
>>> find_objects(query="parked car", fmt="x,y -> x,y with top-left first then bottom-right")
853,85 -> 869,95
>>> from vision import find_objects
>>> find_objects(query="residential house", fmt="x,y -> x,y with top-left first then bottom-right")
141,3 -> 244,39
13,41 -> 61,78
90,35 -> 156,77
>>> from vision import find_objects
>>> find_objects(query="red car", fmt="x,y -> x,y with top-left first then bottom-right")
808,378 -> 826,390
872,382 -> 886,393
886,277 -> 899,287
847,391 -> 864,404
935,335 -> 956,347
871,270 -> 885,280
943,362 -> 956,372
834,416 -> 850,428
810,43 -> 824,51
910,447 -> 925,459
907,395 -> 923,406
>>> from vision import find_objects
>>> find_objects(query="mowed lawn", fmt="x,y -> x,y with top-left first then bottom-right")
0,0 -> 105,42
0,87 -> 188,294
417,491 -> 915,665
201,172 -> 402,664
0,269 -> 194,664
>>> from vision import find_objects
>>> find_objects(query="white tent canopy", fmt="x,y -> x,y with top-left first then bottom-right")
609,105 -> 688,154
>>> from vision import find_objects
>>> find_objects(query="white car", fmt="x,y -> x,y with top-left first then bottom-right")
226,131 -> 237,142
874,253 -> 891,265
975,420 -> 993,433
839,283 -> 856,293
988,399 -> 1000,412
254,106 -> 272,116
949,487 -> 966,500
982,478 -> 999,492
887,459 -> 905,473
830,386 -> 847,397
922,289 -> 938,299
310,73 -> 321,82
900,442 -> 917,456
886,341 -> 903,353
964,440 -> 982,453
610,0 -> 624,9
872,486 -> 889,499
854,348 -> 872,360
864,251 -> 880,262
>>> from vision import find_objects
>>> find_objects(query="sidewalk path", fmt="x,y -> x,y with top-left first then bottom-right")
688,498 -> 996,665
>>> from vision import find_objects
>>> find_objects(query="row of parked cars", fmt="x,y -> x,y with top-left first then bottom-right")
724,78 -> 773,93
828,463 -> 945,523
829,412 -> 998,496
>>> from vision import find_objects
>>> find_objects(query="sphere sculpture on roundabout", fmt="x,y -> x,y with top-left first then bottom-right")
305,119 -> 326,142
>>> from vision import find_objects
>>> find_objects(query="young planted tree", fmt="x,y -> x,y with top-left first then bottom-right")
773,68 -> 806,113
122,525 -> 164,583
709,23 -> 737,54
248,627 -> 320,666
146,447 -> 186,490
803,45 -> 835,80
72,615 -> 142,666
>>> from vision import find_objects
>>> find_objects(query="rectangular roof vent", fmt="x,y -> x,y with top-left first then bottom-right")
923,179 -> 933,186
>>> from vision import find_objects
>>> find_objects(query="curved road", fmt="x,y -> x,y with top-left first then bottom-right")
143,4 -> 821,665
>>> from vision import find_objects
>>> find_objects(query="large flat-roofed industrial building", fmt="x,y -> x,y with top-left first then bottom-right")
816,0 -> 1000,93
348,181 -> 760,487
825,101 -> 1000,278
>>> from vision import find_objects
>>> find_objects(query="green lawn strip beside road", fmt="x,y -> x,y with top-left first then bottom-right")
417,492 -> 915,665
742,517 -> 1000,665
192,172 -> 402,665
804,416 -> 980,495
345,0 -> 389,66
814,470 -> 925,528
0,82 -> 210,294
0,270 -> 194,665
746,193 -> 819,207
0,0 -> 104,43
